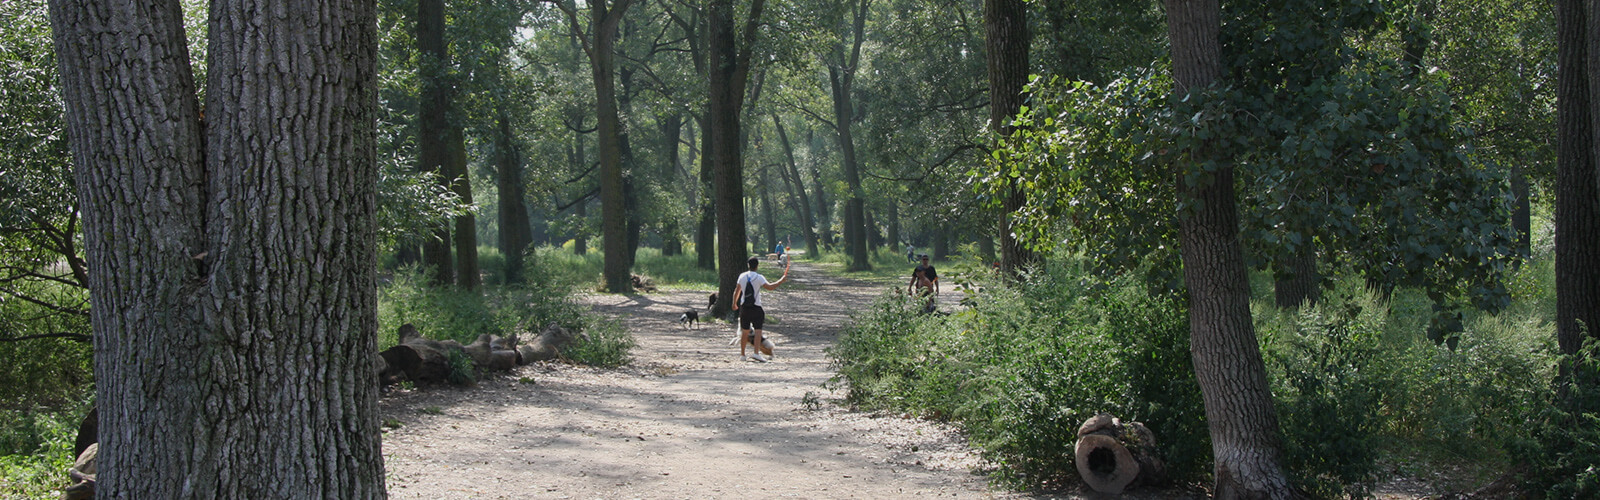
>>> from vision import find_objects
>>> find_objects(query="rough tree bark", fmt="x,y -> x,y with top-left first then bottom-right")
708,0 -> 767,318
48,0 -> 386,496
985,0 -> 1037,280
1558,0 -> 1600,353
1165,0 -> 1300,498
697,116 -> 718,269
829,35 -> 871,271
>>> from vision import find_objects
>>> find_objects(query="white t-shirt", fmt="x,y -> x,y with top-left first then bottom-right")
736,271 -> 770,307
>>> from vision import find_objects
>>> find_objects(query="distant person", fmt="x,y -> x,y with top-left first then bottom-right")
733,256 -> 791,362
910,254 -> 940,306
906,244 -> 916,263
909,267 -> 935,313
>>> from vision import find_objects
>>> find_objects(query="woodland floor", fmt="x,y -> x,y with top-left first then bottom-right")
379,260 -> 1442,499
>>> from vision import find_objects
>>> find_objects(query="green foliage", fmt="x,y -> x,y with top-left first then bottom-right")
829,258 -> 1204,488
560,319 -> 635,369
0,404 -> 88,500
1258,290 -> 1391,498
1517,336 -> 1600,499
830,251 -> 1561,493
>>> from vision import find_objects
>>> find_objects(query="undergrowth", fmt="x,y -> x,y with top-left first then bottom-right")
828,254 -> 1560,496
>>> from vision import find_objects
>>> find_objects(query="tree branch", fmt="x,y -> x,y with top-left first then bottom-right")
0,331 -> 92,344
0,286 -> 91,317
556,187 -> 601,211
862,143 -> 979,182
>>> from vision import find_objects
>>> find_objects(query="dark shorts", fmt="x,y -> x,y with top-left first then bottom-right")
739,305 -> 765,331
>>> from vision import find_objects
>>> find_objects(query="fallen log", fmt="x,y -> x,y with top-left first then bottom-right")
1074,413 -> 1165,494
60,442 -> 96,500
518,322 -> 582,363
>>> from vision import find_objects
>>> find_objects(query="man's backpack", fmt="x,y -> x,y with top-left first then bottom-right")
741,275 -> 757,307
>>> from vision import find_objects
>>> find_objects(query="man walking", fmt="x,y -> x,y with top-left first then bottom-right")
733,256 -> 790,362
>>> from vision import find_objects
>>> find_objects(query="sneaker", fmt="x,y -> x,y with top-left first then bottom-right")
750,353 -> 769,363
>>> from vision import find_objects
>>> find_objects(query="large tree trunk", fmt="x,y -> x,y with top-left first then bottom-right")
418,0 -> 454,286
572,126 -> 589,256
707,0 -> 767,317
49,0 -> 385,496
496,111 -> 531,285
773,115 -> 821,256
986,0 -> 1037,279
1557,0 -> 1600,355
589,0 -> 634,293
1166,1 -> 1298,498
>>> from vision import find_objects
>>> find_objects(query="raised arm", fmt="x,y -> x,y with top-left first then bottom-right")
762,261 -> 791,290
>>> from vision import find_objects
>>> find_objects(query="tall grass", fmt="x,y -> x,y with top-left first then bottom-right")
829,254 -> 1561,495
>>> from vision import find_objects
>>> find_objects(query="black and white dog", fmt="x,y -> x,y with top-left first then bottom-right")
678,309 -> 700,328
677,293 -> 719,329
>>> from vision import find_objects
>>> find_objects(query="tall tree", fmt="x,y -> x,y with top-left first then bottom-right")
559,0 -> 635,292
495,110 -> 532,284
820,0 -> 874,271
708,0 -> 767,317
1556,0 -> 1600,354
985,0 -> 1036,278
1165,0 -> 1298,497
418,0 -> 457,286
49,0 -> 385,496
773,114 -> 821,255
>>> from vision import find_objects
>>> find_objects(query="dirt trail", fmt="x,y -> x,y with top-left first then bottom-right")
380,261 -> 1024,499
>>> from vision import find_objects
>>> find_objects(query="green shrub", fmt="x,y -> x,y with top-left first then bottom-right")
1514,336 -> 1600,499
1258,290 -> 1390,498
829,259 -> 1174,488
561,319 -> 635,368
0,404 -> 87,499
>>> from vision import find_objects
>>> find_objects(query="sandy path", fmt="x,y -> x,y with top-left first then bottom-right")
380,261 -> 1025,499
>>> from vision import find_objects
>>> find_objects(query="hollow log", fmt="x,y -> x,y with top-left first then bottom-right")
1074,413 -> 1165,493
1075,433 -> 1138,494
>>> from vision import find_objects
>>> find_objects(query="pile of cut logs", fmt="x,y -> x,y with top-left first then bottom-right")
1074,413 -> 1166,494
377,322 -> 580,385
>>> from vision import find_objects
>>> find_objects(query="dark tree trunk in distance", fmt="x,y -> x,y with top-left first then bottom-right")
697,116 -> 717,269
1273,248 -> 1320,309
50,0 -> 386,496
496,112 -> 531,284
660,114 -> 685,256
448,125 -> 480,291
1511,167 -> 1531,266
582,0 -> 636,293
1166,0 -> 1299,498
760,164 -> 778,252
